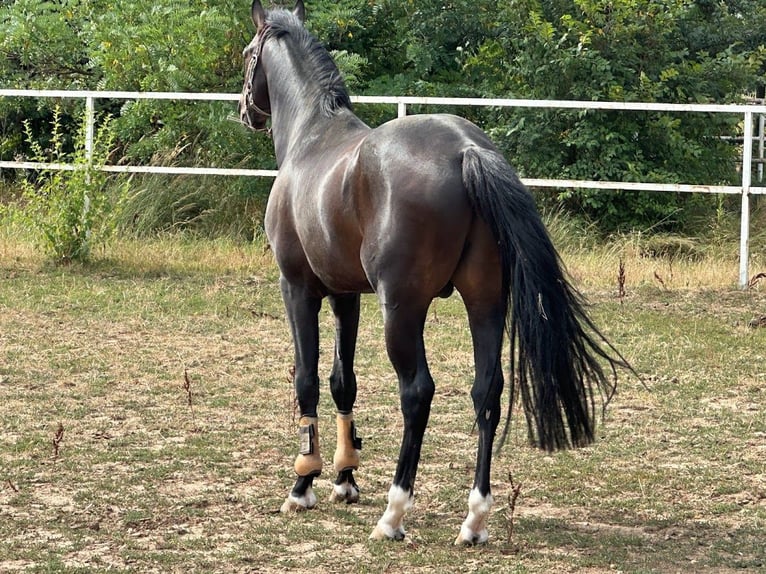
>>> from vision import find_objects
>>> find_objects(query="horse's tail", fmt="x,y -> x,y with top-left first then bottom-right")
462,145 -> 631,451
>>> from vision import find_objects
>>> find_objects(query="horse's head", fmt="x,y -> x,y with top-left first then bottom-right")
239,0 -> 305,132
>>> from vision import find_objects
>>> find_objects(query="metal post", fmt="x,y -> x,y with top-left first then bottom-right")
739,111 -> 753,289
85,96 -> 95,168
83,96 -> 95,239
758,113 -> 764,183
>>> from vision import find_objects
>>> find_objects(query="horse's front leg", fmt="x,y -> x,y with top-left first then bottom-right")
327,294 -> 363,504
280,277 -> 323,513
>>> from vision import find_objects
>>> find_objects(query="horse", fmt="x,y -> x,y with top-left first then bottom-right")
238,0 -> 631,544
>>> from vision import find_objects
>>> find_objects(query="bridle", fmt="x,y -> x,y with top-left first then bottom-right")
242,25 -> 271,131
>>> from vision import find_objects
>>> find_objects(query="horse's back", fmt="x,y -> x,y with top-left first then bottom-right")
267,113 -> 502,301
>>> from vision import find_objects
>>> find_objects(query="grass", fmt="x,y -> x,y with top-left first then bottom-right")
1,227 -> 765,573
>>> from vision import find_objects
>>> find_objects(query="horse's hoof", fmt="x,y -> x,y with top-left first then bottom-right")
454,527 -> 489,546
329,481 -> 360,504
280,489 -> 317,513
369,523 -> 405,541
280,498 -> 308,513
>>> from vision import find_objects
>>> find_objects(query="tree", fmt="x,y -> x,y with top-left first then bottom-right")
2,0 -> 764,234
462,0 -> 765,230
1,0 -> 275,236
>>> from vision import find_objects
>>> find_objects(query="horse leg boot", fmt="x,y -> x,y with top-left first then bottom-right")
281,415 -> 323,512
327,294 -> 362,504
330,411 -> 361,503
279,280 -> 323,513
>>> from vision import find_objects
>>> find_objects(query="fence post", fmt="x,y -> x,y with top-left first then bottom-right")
758,113 -> 764,183
85,96 -> 95,168
397,100 -> 406,118
83,95 -> 95,238
739,111 -> 753,289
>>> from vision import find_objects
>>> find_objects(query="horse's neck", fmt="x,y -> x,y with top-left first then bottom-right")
268,44 -> 366,165
272,106 -> 366,168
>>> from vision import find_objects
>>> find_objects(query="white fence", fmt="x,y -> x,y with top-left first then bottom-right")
1,89 -> 765,287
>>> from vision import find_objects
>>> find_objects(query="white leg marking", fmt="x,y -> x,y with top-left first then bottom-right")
455,488 -> 493,545
369,485 -> 413,540
280,487 -> 317,513
329,480 -> 360,503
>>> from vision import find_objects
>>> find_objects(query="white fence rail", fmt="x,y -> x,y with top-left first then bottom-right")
1,89 -> 765,286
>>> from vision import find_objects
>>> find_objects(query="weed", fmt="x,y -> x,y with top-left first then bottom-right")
51,422 -> 64,459
617,257 -> 626,303
505,472 -> 523,547
1,106 -> 126,263
183,368 -> 198,430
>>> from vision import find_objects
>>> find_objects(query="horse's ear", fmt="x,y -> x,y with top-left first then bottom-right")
293,0 -> 305,22
251,0 -> 266,30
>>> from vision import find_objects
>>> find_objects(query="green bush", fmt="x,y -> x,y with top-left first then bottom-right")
1,107 -> 126,263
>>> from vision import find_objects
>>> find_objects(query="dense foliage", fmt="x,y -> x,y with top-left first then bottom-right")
1,0 -> 764,234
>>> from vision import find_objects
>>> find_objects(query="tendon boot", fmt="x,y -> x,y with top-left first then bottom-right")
333,411 -> 362,472
294,416 -> 322,477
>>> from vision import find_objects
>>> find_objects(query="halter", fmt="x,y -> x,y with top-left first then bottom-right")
243,26 -> 271,129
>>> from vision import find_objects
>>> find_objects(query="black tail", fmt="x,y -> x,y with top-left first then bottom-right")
462,146 -> 632,451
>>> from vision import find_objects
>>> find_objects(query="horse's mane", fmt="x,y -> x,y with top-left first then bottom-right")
264,10 -> 352,116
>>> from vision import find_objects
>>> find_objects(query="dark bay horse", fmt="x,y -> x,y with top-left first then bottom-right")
239,0 -> 631,544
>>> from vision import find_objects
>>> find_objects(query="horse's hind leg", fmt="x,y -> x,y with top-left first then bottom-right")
279,277 -> 323,513
454,302 -> 505,545
451,221 -> 506,544
327,294 -> 363,504
370,297 -> 433,541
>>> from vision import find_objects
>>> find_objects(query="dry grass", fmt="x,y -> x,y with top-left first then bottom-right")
1,232 -> 765,572
566,243 -> 749,292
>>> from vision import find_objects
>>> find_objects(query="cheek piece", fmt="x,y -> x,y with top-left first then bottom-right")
242,27 -> 272,129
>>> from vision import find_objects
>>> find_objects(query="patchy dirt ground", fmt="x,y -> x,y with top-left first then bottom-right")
1,261 -> 765,572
